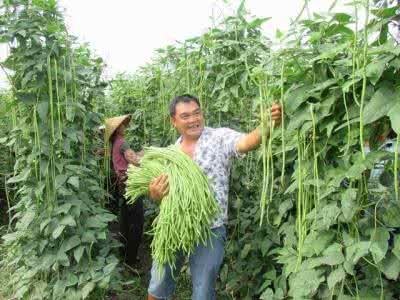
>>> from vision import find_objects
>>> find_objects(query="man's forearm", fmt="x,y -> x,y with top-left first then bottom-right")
236,103 -> 281,154
236,126 -> 267,154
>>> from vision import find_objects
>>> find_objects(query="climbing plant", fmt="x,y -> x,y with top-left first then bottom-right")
0,1 -> 121,299
108,1 -> 400,299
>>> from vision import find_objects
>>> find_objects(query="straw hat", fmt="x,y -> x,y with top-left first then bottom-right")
105,114 -> 131,141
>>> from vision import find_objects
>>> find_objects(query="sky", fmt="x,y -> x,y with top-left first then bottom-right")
58,0 -> 346,77
0,0 -> 358,88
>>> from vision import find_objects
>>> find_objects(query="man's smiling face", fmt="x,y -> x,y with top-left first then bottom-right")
171,100 -> 205,140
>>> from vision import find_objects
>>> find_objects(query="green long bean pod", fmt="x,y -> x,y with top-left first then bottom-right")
265,78 -> 274,225
395,135 -> 399,202
359,0 -> 369,160
352,3 -> 360,107
126,146 -> 220,273
53,58 -> 63,147
258,83 -> 268,226
70,54 -> 77,102
280,61 -> 286,187
343,90 -> 351,155
296,131 -> 304,269
310,104 -> 320,210
47,55 -> 55,141
63,56 -> 68,104
33,101 -> 42,183
47,55 -> 56,204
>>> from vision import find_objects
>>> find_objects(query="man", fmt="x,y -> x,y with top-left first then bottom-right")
147,94 -> 281,300
105,115 -> 144,270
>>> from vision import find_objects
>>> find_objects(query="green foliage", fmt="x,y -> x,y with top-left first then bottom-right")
0,90 -> 15,221
0,0 -> 398,299
106,1 -> 400,299
0,1 -> 121,299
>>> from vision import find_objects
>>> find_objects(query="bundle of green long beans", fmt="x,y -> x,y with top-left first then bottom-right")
125,146 -> 219,271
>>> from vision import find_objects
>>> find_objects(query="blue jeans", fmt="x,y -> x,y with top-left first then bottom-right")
148,226 -> 226,300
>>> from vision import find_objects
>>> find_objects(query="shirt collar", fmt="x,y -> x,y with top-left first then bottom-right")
175,126 -> 210,145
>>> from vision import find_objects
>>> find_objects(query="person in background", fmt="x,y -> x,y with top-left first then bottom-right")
105,115 -> 144,270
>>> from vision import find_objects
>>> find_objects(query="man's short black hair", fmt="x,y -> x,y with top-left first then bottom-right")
169,94 -> 200,117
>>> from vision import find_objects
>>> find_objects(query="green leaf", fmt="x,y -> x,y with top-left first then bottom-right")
309,79 -> 337,94
15,286 -> 29,299
363,85 -> 396,125
260,239 -> 273,257
365,56 -> 392,85
285,84 -> 312,115
60,215 -> 77,227
85,216 -> 107,228
82,231 -> 96,243
97,231 -> 106,240
313,43 -> 348,61
7,167 -> 30,184
16,210 -> 35,231
277,248 -> 298,277
380,253 -> 400,280
65,273 -> 78,287
302,231 -> 335,257
52,225 -> 65,239
341,188 -> 357,221
289,269 -> 324,298
393,235 -> 400,260
53,279 -> 65,299
347,241 -> 370,264
369,227 -> 389,264
74,246 -> 85,263
34,182 -> 46,198
68,176 -> 79,189
103,262 -> 118,275
55,174 -> 68,189
247,17 -> 271,29
358,290 -> 385,299
343,261 -> 354,275
55,203 -> 72,215
82,281 -> 95,299
260,288 -> 274,300
332,13 -> 352,23
327,266 -> 346,290
41,254 -> 57,269
274,199 -> 293,225
98,275 -> 111,289
287,105 -> 312,132
342,77 -> 362,93
66,106 -> 75,121
391,58 -> 400,70
57,251 -> 70,267
61,235 -> 81,252
388,102 -> 400,135
320,243 -> 345,266
2,232 -> 19,242
37,101 -> 49,121
311,203 -> 341,230
371,6 -> 398,18
382,202 -> 400,227
240,243 -> 252,259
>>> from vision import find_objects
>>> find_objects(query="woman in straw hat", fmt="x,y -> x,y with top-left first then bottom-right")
105,114 -> 144,270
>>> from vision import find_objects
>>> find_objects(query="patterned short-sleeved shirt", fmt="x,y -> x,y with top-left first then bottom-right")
176,127 -> 245,228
